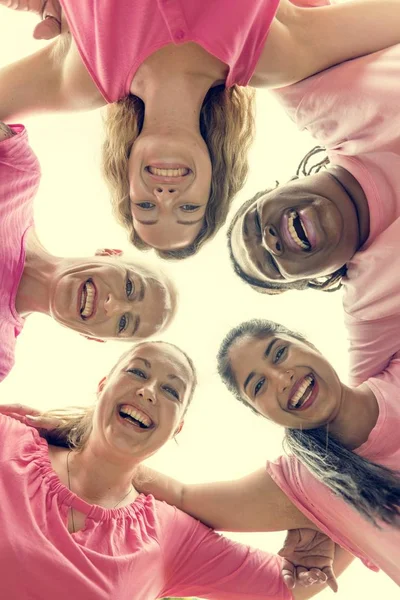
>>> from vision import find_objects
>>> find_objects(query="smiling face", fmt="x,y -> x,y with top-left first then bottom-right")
128,131 -> 212,250
230,172 -> 361,287
93,342 -> 195,460
49,257 -> 176,340
228,333 -> 342,429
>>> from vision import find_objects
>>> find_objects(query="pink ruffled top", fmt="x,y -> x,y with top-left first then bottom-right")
0,414 -> 290,599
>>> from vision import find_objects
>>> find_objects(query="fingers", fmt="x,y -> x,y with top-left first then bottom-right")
281,558 -> 295,590
0,403 -> 41,417
33,15 -> 60,39
298,567 -> 327,587
322,566 -> 338,593
24,415 -> 60,430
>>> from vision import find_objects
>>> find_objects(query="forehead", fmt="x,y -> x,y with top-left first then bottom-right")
230,201 -> 265,281
124,343 -> 192,379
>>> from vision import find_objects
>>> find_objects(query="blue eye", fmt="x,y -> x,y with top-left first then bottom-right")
254,378 -> 265,397
274,347 -> 286,363
118,314 -> 128,333
126,278 -> 134,297
127,368 -> 146,379
136,202 -> 155,210
180,204 -> 199,212
163,385 -> 180,400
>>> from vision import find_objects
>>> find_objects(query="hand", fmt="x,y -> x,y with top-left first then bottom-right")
0,403 -> 56,428
0,1 -> 62,40
279,528 -> 338,592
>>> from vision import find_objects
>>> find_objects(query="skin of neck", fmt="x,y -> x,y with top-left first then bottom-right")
67,439 -> 141,505
327,164 -> 370,250
327,381 -> 378,450
131,45 -> 226,139
15,228 -> 61,317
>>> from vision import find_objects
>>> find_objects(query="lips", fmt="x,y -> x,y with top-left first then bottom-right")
280,210 -> 316,253
287,374 -> 318,411
116,403 -> 155,431
78,279 -> 97,320
145,165 -> 192,183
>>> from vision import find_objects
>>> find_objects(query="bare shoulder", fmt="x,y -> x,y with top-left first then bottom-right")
0,122 -> 15,142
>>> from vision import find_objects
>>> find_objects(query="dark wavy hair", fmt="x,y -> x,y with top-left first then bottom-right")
227,146 -> 347,293
217,318 -> 400,526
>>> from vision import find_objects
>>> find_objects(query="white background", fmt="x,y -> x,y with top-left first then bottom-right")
0,7 -> 397,598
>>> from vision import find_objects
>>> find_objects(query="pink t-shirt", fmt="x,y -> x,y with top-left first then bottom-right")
59,0 -> 280,102
273,44 -> 400,244
0,414 -> 291,599
0,125 -> 40,382
343,218 -> 400,385
267,352 -> 400,585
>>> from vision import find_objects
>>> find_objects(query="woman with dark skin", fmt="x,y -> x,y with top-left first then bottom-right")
3,0 -> 400,257
228,44 -> 400,293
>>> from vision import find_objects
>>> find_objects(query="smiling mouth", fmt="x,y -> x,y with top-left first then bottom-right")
286,210 -> 312,251
79,279 -> 97,320
118,404 -> 154,429
288,374 -> 316,410
146,166 -> 191,178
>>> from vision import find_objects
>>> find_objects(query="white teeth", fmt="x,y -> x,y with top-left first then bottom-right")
80,281 -> 95,318
288,211 -> 310,250
119,404 -> 152,428
288,375 -> 315,410
148,167 -> 188,177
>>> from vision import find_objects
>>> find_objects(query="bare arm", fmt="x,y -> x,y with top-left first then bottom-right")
137,466 -> 315,531
0,19 -> 103,120
253,0 -> 400,87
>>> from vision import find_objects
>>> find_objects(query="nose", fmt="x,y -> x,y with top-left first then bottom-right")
104,293 -> 130,317
275,369 -> 294,395
153,186 -> 179,201
136,383 -> 157,404
263,224 -> 283,256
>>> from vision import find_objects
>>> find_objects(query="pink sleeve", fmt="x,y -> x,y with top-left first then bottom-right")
157,502 -> 292,600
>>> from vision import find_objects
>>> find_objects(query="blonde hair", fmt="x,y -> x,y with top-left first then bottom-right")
40,341 -> 197,450
102,85 -> 256,259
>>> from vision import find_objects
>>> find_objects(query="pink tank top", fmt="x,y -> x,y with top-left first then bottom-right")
59,0 -> 280,102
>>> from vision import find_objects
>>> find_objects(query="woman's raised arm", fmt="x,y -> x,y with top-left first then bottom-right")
254,0 -> 400,88
136,466 -> 313,532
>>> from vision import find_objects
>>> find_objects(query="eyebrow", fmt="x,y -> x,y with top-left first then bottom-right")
131,315 -> 140,337
135,217 -> 204,226
137,276 -> 145,302
243,339 -> 277,393
135,357 -> 151,368
167,373 -> 185,387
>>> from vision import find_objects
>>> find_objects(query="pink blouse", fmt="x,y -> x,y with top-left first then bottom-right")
0,414 -> 291,599
59,0 -> 280,102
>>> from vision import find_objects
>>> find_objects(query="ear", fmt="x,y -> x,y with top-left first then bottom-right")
80,334 -> 106,343
174,421 -> 184,436
97,376 -> 107,393
95,248 -> 123,257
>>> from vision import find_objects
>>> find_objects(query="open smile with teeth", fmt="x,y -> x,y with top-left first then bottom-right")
147,166 -> 190,177
288,374 -> 315,410
288,210 -> 311,251
119,404 -> 153,429
80,280 -> 96,319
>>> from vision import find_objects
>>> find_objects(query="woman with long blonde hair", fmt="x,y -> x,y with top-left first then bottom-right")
2,0 -> 400,257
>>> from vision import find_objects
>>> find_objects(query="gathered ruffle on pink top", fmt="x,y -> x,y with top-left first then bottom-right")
0,414 -> 291,600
